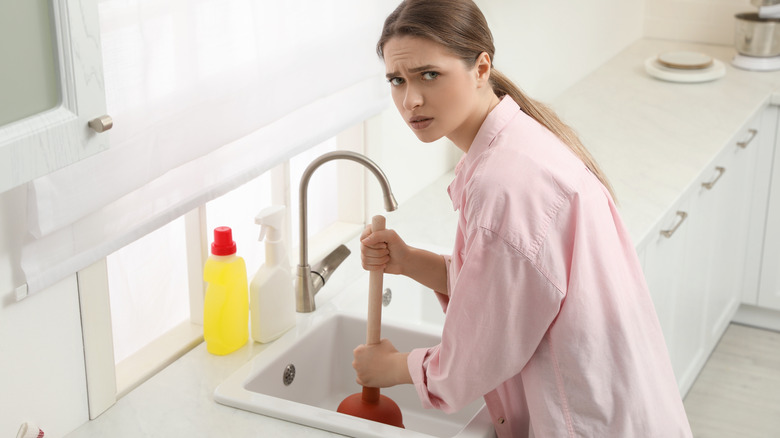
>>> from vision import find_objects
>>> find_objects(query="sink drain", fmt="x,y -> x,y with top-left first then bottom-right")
382,288 -> 392,307
283,364 -> 296,386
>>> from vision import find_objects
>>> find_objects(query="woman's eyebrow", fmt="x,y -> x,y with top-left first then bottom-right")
385,64 -> 439,79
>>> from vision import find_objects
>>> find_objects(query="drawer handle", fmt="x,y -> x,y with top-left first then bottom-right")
660,211 -> 688,238
737,129 -> 758,148
701,166 -> 726,190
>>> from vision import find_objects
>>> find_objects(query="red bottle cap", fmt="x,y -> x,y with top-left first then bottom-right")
211,226 -> 237,256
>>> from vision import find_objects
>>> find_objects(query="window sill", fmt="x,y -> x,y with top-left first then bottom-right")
115,321 -> 203,398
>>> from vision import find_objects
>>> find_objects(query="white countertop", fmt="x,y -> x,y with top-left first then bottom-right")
65,38 -> 780,437
554,39 -> 780,248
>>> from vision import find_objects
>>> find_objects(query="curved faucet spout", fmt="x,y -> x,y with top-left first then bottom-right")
296,151 -> 398,312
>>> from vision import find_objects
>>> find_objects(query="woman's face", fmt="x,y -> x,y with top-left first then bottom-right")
383,36 -> 489,150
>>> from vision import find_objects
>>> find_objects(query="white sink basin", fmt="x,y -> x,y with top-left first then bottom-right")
214,274 -> 494,438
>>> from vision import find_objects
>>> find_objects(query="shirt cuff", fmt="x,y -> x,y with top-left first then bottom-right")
408,347 -> 437,410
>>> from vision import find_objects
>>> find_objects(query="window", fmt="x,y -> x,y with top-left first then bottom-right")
289,137 -> 340,250
108,218 -> 190,365
106,216 -> 196,397
84,125 -> 367,413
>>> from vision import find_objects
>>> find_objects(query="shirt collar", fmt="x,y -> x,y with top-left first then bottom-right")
448,96 -> 521,210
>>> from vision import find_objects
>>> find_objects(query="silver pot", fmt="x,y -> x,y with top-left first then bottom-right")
735,13 -> 780,57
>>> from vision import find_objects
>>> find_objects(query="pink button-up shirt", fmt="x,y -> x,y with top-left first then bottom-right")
407,97 -> 692,437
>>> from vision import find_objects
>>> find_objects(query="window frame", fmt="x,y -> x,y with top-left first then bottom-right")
77,124 -> 367,418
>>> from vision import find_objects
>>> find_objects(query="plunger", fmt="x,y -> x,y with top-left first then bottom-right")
337,215 -> 404,428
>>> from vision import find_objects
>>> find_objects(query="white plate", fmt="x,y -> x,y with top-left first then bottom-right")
645,57 -> 725,83
657,51 -> 713,70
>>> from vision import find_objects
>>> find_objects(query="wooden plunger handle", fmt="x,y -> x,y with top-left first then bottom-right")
363,215 -> 386,403
366,215 -> 386,345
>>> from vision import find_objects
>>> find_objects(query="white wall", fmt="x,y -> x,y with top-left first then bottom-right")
645,0 -> 753,45
478,0 -> 646,101
0,187 -> 89,438
1,1 -> 648,436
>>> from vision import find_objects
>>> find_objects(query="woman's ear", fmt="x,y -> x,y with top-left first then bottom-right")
475,52 -> 492,87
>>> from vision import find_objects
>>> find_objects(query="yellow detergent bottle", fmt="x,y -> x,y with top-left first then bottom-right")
203,226 -> 249,355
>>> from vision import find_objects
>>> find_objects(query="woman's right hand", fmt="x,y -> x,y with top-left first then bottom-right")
360,225 -> 410,275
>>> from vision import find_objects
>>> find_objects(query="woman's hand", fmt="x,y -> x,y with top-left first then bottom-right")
361,224 -> 450,293
352,338 -> 412,388
360,225 -> 410,276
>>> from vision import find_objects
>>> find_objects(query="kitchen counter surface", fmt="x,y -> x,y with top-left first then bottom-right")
555,38 -> 780,249
65,38 -> 780,437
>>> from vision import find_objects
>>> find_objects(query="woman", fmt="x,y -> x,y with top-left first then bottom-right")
354,1 -> 692,437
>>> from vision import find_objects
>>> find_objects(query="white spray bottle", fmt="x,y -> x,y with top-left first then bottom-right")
250,205 -> 296,343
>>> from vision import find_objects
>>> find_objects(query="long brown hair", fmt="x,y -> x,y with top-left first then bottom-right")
377,0 -> 616,200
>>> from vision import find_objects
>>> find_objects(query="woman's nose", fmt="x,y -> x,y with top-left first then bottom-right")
403,86 -> 423,110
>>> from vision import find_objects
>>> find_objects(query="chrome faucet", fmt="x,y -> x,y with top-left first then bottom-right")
296,151 -> 398,312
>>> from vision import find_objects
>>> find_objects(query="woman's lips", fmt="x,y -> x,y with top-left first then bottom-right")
409,116 -> 433,130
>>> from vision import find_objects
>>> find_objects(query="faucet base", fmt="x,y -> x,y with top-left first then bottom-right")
296,264 -> 317,313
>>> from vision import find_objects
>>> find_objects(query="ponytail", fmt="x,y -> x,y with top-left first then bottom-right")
490,69 -> 616,201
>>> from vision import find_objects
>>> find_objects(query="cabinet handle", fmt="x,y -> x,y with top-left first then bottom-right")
701,166 -> 726,190
737,129 -> 757,148
88,115 -> 113,133
660,211 -> 688,238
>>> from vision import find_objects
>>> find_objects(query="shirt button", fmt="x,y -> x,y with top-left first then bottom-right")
497,417 -> 505,424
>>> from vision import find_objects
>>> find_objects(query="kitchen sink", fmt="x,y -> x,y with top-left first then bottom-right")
214,274 -> 494,438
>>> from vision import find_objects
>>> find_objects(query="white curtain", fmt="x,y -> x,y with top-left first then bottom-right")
20,0 -> 396,297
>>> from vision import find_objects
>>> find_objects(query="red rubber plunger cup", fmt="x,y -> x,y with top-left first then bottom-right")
337,215 -> 404,428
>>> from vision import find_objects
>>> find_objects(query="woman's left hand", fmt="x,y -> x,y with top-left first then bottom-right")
352,338 -> 412,388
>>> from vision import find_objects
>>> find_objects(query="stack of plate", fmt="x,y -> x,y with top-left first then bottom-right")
645,51 -> 726,83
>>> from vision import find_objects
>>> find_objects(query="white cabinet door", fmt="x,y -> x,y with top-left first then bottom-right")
671,190 -> 711,397
743,106 -> 778,306
643,203 -> 690,351
759,109 -> 780,311
0,0 -> 108,193
643,195 -> 705,395
698,132 -> 754,352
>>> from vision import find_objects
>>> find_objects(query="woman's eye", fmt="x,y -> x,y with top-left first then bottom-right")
388,77 -> 404,86
422,71 -> 439,80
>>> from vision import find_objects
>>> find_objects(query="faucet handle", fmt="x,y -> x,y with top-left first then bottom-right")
310,244 -> 351,290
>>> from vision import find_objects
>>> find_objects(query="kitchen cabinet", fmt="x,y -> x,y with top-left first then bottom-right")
0,0 -> 109,193
733,104 -> 780,331
758,107 -> 780,311
641,109 -> 764,396
742,105 -> 779,307
699,120 -> 758,351
643,192 -> 705,396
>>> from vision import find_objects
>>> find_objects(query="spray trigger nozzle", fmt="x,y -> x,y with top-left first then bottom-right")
255,205 -> 286,242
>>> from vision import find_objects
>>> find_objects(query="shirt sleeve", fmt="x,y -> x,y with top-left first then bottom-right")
408,227 -> 564,413
431,254 -> 451,313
